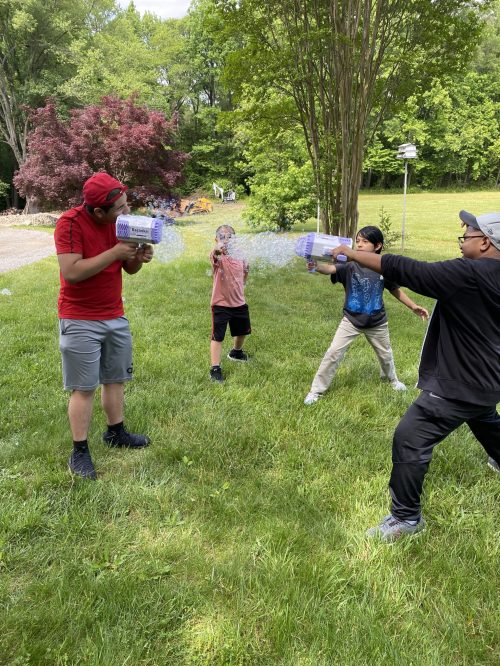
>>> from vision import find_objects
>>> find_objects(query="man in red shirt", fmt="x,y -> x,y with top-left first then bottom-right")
54,172 -> 154,480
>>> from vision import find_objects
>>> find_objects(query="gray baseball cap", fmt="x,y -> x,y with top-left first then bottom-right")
459,210 -> 500,250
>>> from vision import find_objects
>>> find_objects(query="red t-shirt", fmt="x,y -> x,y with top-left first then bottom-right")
54,205 -> 124,320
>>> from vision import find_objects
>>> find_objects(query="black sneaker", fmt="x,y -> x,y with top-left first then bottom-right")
69,448 -> 97,480
227,348 -> 248,362
210,365 -> 224,383
103,427 -> 150,448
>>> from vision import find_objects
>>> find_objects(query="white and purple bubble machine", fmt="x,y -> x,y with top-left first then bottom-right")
116,215 -> 164,244
295,232 -> 352,268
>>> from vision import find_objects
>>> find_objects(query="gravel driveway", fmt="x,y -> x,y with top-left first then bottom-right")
0,227 -> 55,273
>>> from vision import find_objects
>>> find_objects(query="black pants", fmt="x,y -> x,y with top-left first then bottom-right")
389,391 -> 500,521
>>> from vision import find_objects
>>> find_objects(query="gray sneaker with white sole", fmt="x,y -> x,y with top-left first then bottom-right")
487,457 -> 499,472
366,514 -> 426,542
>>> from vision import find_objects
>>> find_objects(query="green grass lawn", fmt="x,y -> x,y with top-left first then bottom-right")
0,192 -> 499,665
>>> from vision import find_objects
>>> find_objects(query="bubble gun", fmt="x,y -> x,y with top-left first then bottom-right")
295,232 -> 352,271
116,215 -> 164,245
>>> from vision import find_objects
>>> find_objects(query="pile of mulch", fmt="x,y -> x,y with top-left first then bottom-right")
0,212 -> 60,227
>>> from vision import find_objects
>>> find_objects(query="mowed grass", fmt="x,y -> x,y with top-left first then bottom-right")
0,192 -> 499,665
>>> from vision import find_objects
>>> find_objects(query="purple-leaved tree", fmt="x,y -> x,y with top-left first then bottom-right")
14,96 -> 189,211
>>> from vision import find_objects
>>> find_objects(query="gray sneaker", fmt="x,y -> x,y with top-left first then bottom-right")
390,380 -> 407,391
366,514 -> 426,542
487,457 -> 499,473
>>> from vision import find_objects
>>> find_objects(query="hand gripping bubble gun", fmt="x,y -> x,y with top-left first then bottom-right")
116,215 -> 164,245
295,232 -> 352,271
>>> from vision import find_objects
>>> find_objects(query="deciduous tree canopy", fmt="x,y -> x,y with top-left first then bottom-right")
0,0 -> 115,169
1,0 -> 499,220
14,97 -> 188,210
216,0 -> 494,236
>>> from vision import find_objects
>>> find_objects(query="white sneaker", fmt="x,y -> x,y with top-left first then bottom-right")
304,391 -> 322,405
391,380 -> 407,391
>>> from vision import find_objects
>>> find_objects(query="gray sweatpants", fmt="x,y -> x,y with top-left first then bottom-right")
310,316 -> 398,394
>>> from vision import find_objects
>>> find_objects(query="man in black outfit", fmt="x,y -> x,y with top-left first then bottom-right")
332,210 -> 500,541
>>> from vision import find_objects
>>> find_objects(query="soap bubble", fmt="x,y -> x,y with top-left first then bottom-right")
154,226 -> 185,264
225,232 -> 298,270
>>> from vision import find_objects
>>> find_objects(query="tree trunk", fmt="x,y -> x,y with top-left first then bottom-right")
23,196 -> 40,214
238,0 -> 448,240
282,0 -> 392,238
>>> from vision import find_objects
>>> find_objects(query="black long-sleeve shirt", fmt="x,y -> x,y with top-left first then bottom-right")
381,254 -> 500,406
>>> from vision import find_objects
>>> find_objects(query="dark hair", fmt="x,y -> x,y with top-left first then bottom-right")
357,225 -> 384,254
85,203 -> 113,214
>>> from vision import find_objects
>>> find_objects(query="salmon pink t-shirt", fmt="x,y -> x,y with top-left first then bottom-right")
54,205 -> 124,320
210,251 -> 248,307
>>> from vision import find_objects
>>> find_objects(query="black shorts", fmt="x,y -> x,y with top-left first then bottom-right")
211,304 -> 251,342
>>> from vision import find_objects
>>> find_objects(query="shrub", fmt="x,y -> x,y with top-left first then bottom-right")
378,206 -> 402,250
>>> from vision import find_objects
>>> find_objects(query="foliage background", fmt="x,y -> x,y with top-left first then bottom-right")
1,0 -> 499,222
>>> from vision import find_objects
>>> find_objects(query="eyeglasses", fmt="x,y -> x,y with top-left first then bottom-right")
457,235 -> 484,247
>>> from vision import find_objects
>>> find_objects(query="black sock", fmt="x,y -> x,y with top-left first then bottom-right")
107,421 -> 124,434
73,439 -> 88,452
211,364 -> 221,369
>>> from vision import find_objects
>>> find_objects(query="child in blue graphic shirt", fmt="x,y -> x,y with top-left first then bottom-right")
304,226 -> 429,405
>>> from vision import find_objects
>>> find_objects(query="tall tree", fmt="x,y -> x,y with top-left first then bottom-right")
217,0 -> 492,236
473,0 -> 500,79
62,1 -> 244,192
61,5 -> 189,114
368,72 -> 500,189
177,0 -> 245,191
0,0 -> 115,173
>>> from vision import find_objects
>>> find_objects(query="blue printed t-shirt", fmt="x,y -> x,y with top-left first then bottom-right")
331,261 -> 399,329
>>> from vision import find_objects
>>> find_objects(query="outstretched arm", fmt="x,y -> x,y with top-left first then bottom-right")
307,260 -> 337,275
389,288 -> 429,320
331,246 -> 381,272
331,245 -> 465,301
210,242 -> 226,267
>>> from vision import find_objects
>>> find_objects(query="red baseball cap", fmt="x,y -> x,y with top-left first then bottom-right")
83,172 -> 128,207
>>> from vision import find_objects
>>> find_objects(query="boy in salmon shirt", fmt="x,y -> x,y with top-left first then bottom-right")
209,225 -> 251,383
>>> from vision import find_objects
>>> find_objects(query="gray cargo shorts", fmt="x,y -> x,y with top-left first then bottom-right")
59,317 -> 133,391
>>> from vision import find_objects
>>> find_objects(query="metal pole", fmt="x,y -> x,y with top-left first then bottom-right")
401,159 -> 408,252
